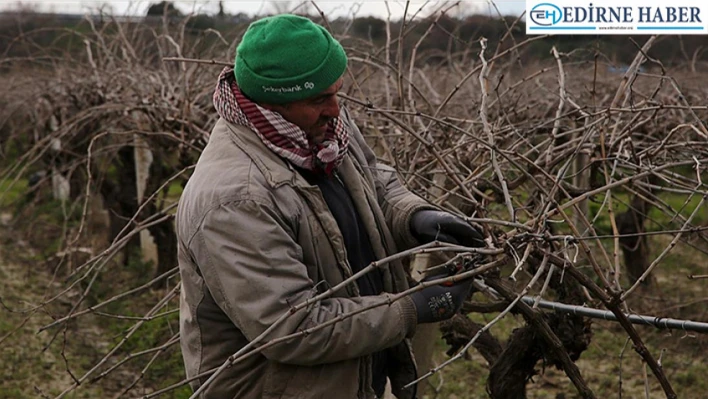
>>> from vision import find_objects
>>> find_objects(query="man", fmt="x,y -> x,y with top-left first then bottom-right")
176,14 -> 484,399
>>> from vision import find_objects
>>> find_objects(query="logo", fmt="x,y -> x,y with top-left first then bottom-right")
530,3 -> 563,26
262,84 -> 302,93
526,0 -> 707,35
304,82 -> 315,90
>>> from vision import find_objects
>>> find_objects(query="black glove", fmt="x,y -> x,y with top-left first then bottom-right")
410,210 -> 484,248
410,275 -> 473,323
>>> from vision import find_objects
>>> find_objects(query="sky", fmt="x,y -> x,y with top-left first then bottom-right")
1,0 -> 526,18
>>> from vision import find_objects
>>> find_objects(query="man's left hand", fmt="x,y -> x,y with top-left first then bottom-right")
410,210 -> 484,248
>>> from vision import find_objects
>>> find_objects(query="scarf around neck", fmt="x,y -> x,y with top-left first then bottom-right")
213,67 -> 349,175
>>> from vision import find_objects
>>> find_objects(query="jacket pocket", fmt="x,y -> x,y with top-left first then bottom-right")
262,362 -> 325,399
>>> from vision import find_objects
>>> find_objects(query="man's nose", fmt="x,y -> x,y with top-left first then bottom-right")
322,96 -> 340,118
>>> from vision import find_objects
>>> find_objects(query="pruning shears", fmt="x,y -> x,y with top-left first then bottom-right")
440,255 -> 482,286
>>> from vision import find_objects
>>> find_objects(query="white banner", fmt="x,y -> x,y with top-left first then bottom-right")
526,0 -> 708,34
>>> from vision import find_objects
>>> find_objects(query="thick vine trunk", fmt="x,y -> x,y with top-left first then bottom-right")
617,192 -> 653,286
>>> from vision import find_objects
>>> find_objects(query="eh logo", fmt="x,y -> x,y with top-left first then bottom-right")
531,3 -> 563,26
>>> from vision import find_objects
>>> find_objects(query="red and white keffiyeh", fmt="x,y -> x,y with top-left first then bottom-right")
213,67 -> 349,175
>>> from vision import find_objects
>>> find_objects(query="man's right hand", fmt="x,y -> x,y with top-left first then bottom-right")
409,276 -> 473,324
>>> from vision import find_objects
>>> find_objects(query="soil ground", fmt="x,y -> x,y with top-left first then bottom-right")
2,219 -> 707,399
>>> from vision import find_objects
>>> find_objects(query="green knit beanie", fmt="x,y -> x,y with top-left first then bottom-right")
235,14 -> 348,104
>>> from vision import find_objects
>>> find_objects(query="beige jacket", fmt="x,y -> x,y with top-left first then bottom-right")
177,109 -> 433,399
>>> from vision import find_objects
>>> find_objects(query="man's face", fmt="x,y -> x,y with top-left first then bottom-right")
265,78 -> 344,145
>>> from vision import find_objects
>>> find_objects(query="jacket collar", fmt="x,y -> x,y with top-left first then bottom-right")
221,119 -> 301,188
221,116 -> 359,191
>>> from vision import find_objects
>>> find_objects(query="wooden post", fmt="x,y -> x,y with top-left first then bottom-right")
367,122 -> 444,397
384,253 -> 441,398
574,143 -> 591,229
50,166 -> 70,202
133,133 -> 159,268
48,117 -> 70,202
399,172 -> 449,397
87,194 -> 111,253
410,254 -> 440,393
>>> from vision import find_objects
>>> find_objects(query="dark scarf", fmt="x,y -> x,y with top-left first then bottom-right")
213,68 -> 349,175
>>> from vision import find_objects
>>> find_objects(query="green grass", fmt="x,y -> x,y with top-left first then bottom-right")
166,182 -> 184,200
0,229 -> 188,398
648,192 -> 708,227
1,171 -> 705,399
416,313 -> 708,398
0,259 -> 106,398
0,176 -> 28,207
413,222 -> 708,399
101,309 -> 190,398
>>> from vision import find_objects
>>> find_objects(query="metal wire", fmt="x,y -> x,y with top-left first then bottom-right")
521,296 -> 708,334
